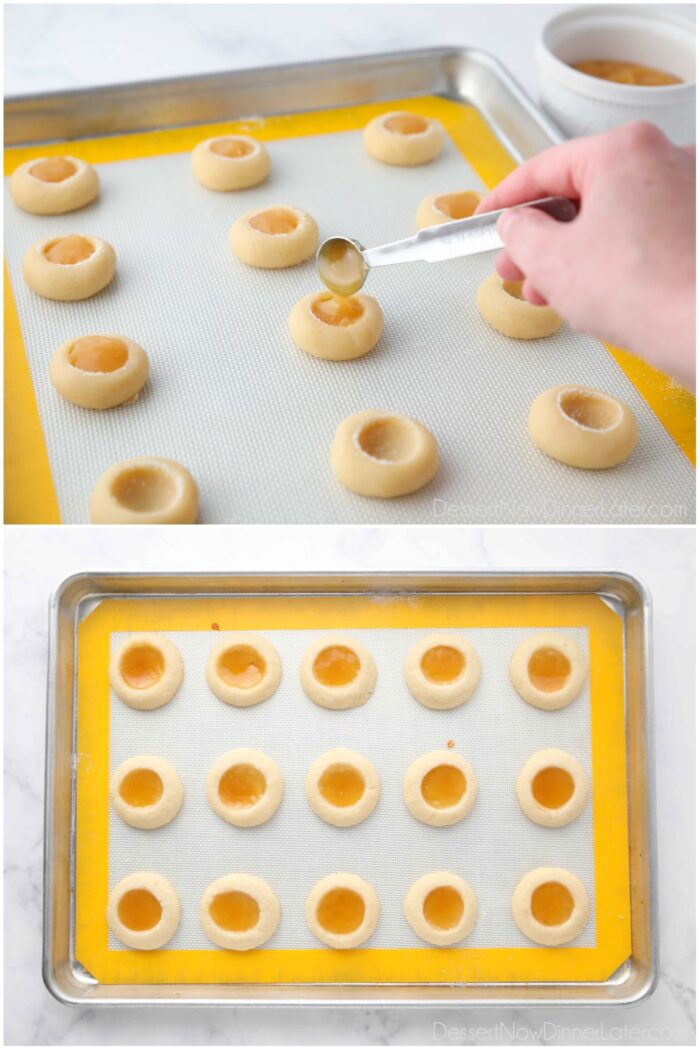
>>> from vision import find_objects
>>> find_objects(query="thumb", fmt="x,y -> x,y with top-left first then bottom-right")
496,207 -> 564,285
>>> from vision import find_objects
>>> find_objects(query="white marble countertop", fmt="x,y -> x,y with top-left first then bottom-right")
4,525 -> 695,1045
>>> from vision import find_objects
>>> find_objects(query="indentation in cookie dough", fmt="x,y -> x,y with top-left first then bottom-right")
210,138 -> 256,158
384,113 -> 429,134
313,645 -> 360,687
311,294 -> 364,327
114,466 -> 176,515
31,157 -> 77,182
435,191 -> 480,219
359,418 -> 415,462
218,763 -> 267,808
317,887 -> 365,935
209,891 -> 260,931
44,235 -> 95,265
68,336 -> 128,373
559,389 -> 622,430
477,271 -> 563,339
249,207 -> 299,235
118,888 -> 162,932
423,885 -> 464,930
528,385 -> 638,469
363,111 -> 444,166
421,763 -> 467,809
90,458 -> 199,525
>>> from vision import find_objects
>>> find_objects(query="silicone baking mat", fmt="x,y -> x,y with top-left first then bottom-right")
75,592 -> 631,986
4,96 -> 696,524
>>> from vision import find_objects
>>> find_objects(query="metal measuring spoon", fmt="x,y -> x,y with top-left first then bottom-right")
317,196 -> 578,296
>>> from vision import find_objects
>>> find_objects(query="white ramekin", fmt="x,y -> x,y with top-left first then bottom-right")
536,5 -> 696,144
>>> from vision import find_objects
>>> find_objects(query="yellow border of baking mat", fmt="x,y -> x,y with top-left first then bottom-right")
75,592 -> 631,986
4,95 -> 695,522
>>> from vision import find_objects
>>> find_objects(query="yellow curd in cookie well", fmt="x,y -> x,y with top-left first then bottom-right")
210,137 -> 255,158
384,113 -> 428,135
44,235 -> 95,265
421,764 -> 466,808
313,646 -> 360,687
423,886 -> 464,930
318,763 -> 365,807
531,767 -> 575,809
217,645 -> 266,688
531,881 -> 574,927
435,191 -> 481,220
317,888 -> 365,934
420,645 -> 465,684
119,768 -> 164,808
68,336 -> 128,373
219,764 -> 266,807
527,647 -> 571,692
311,293 -> 364,327
249,208 -> 298,235
120,643 -> 165,689
117,888 -> 162,931
572,60 -> 682,86
30,157 -> 77,182
209,891 -> 260,932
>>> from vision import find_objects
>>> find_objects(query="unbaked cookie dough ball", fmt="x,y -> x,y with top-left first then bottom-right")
192,135 -> 270,191
229,205 -> 318,268
331,410 -> 439,498
288,291 -> 383,361
477,273 -> 563,339
403,872 -> 477,946
199,874 -> 280,950
416,190 -> 482,229
206,633 -> 282,707
510,632 -> 586,711
300,634 -> 377,710
110,755 -> 183,829
22,235 -> 116,301
305,748 -> 380,827
206,748 -> 283,827
528,385 -> 639,469
49,335 -> 148,410
306,873 -> 379,948
511,867 -> 589,946
404,633 -> 481,710
90,456 -> 199,525
106,872 -> 180,950
109,633 -> 184,710
10,156 -> 99,215
516,749 -> 589,828
363,111 -> 444,166
404,750 -> 477,827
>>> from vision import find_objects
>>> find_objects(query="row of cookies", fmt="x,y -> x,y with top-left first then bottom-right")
112,745 -> 589,832
107,864 -> 590,951
110,630 -> 587,713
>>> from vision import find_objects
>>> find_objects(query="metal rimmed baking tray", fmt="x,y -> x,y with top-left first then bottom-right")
6,48 -> 694,525
44,570 -> 656,1007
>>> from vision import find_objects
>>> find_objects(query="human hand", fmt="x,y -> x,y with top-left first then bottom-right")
476,122 -> 696,390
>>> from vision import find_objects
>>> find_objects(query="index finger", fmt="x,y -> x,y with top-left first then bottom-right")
475,136 -> 589,214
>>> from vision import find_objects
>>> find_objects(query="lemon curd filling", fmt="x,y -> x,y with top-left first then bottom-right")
318,763 -> 365,807
119,768 -> 164,807
217,645 -> 266,688
560,390 -> 620,429
209,891 -> 260,932
30,157 -> 77,182
531,766 -> 575,809
420,764 -> 467,808
119,643 -> 165,689
435,191 -> 480,220
316,888 -> 365,934
384,113 -> 428,134
210,137 -> 255,158
317,239 -> 366,296
311,293 -> 364,327
68,336 -> 128,373
527,647 -> 572,692
219,763 -> 266,807
44,235 -> 95,265
249,208 -> 298,235
420,645 -> 465,684
572,59 -> 682,86
358,418 -> 415,462
117,888 -> 162,931
312,645 -> 361,687
423,886 -> 465,930
531,881 -> 575,926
